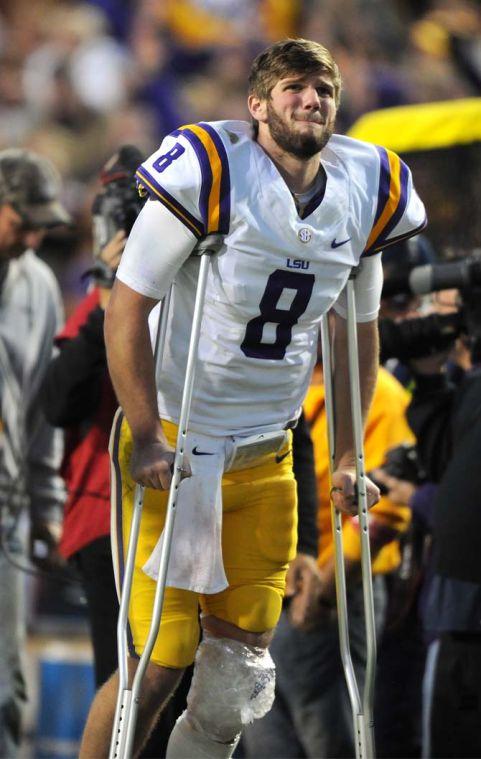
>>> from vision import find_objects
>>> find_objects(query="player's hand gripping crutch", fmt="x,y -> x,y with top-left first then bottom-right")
109,234 -> 222,759
320,269 -> 377,759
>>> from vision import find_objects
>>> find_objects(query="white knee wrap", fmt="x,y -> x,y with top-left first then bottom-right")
187,633 -> 276,744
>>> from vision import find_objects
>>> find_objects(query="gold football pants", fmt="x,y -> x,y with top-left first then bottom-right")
111,415 -> 298,668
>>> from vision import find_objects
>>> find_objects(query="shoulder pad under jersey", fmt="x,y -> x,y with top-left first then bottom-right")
136,121 -> 234,239
328,134 -> 427,257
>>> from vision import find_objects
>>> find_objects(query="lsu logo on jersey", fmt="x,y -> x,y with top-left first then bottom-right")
287,258 -> 310,270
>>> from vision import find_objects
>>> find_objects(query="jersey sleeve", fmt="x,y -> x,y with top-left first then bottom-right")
116,199 -> 198,299
362,146 -> 427,257
136,122 -> 231,239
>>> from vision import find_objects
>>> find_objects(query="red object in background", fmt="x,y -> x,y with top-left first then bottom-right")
56,289 -> 118,559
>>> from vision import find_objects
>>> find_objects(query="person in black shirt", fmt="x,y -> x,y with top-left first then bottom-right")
407,339 -> 481,759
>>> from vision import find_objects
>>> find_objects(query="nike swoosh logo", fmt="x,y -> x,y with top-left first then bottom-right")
192,446 -> 214,456
331,237 -> 351,249
275,450 -> 291,464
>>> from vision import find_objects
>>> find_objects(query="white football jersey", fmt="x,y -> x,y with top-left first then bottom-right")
118,120 -> 426,436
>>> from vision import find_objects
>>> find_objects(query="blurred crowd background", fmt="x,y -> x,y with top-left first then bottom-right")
0,0 -> 480,315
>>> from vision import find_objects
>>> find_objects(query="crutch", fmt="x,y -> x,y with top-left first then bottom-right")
109,234 -> 223,759
109,283 -> 172,759
320,267 -> 377,759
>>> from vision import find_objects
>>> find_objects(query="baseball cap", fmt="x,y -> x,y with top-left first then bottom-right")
0,148 -> 72,228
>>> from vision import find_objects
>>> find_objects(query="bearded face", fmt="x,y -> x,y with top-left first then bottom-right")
266,100 -> 334,159
250,71 -> 338,159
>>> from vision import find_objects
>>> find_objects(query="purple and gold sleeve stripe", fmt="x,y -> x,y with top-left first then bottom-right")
362,218 -> 428,257
136,166 -> 204,239
364,147 -> 410,255
178,122 -> 231,234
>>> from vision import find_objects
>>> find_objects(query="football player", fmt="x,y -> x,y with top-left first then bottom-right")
80,38 -> 426,759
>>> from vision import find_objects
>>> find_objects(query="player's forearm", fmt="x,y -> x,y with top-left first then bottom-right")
104,281 -> 165,444
332,315 -> 379,468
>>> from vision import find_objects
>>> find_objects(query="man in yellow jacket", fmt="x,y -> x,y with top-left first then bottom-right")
243,364 -> 414,759
308,364 -> 413,589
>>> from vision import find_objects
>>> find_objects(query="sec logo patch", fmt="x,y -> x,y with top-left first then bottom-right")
298,228 -> 312,243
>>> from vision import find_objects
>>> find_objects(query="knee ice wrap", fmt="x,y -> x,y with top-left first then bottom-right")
186,633 -> 276,743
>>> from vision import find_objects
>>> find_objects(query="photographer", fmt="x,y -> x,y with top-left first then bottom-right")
377,263 -> 481,758
40,146 -> 145,686
406,339 -> 481,759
